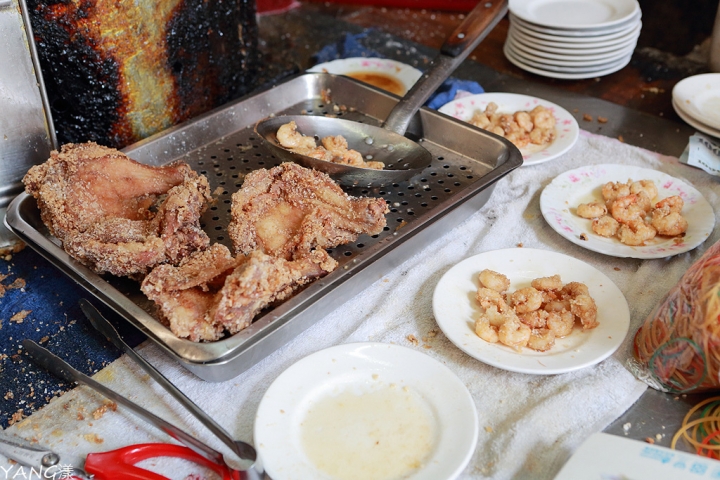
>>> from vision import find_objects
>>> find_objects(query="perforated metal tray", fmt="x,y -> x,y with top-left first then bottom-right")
5,73 -> 522,381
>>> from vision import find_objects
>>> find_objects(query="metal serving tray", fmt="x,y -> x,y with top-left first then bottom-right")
5,73 -> 522,381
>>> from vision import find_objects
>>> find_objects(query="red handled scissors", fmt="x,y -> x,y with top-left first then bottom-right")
0,432 -> 237,479
22,327 -> 264,480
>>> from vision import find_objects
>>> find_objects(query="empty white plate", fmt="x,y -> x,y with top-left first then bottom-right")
672,99 -> 720,139
504,45 -> 631,79
509,25 -> 640,53
509,0 -> 640,30
510,18 -> 641,43
508,35 -> 636,64
672,73 -> 720,130
505,43 -> 632,73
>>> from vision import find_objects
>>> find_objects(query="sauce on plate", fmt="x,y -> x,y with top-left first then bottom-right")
300,383 -> 436,480
347,71 -> 406,96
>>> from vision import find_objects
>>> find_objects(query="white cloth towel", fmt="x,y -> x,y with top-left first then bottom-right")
3,131 -> 720,480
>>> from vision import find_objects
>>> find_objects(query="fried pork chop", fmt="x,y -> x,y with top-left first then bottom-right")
23,142 -> 212,277
141,243 -> 338,341
228,162 -> 388,259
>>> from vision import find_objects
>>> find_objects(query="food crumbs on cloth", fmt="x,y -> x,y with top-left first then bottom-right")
485,426 -> 493,433
516,243 -> 523,247
614,267 -> 621,271
83,433 -> 104,444
92,402 -> 118,420
4,391 -> 13,400
618,135 -> 624,142
406,334 -> 419,346
10,310 -> 31,323
582,114 -> 593,122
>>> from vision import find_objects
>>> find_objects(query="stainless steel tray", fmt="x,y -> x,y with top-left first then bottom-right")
5,73 -> 522,381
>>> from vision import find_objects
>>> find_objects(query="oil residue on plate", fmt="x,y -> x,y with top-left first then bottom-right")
300,383 -> 437,480
346,71 -> 406,96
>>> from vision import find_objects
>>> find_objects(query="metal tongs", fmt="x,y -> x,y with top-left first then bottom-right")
21,299 -> 264,480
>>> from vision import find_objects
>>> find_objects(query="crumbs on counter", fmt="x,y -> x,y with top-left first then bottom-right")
8,409 -> 25,426
582,114 -> 593,122
406,334 -> 419,346
618,135 -> 624,143
0,275 -> 26,299
9,310 -> 31,323
597,116 -> 608,124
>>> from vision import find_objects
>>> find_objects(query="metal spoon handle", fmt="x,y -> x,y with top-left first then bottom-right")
79,299 -> 257,463
21,339 -> 226,466
382,0 -> 508,135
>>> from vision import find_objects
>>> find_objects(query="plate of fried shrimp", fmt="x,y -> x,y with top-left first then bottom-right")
438,92 -> 579,166
432,248 -> 629,375
540,164 -> 716,259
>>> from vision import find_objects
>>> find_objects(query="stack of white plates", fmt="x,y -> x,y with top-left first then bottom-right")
505,0 -> 642,79
672,73 -> 720,138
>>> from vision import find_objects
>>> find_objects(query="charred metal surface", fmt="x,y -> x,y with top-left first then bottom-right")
27,0 -> 259,149
167,0 -> 260,122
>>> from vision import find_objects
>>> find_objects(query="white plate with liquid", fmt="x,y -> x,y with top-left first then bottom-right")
255,342 -> 478,480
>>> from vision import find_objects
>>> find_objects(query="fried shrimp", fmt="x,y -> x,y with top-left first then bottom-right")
478,269 -> 510,293
531,274 -> 563,292
591,215 -> 620,237
601,181 -> 631,204
610,194 -> 645,224
629,180 -> 658,201
651,209 -> 688,236
547,311 -> 575,338
576,201 -> 607,219
475,316 -> 499,343
617,220 -> 657,246
655,195 -> 684,213
570,294 -> 599,330
476,287 -> 510,312
510,287 -> 543,313
498,316 -> 531,351
276,121 -> 317,151
473,271 -> 597,351
527,328 -> 556,352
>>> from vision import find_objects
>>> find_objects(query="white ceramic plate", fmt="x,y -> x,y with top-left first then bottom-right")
672,99 -> 720,139
438,93 -> 579,166
510,14 -> 641,40
509,0 -> 640,30
308,57 -> 422,96
255,342 -> 478,480
504,44 -> 632,79
509,25 -> 639,53
432,248 -> 629,375
508,35 -> 636,64
505,42 -> 632,72
672,73 -> 720,130
540,164 -> 716,259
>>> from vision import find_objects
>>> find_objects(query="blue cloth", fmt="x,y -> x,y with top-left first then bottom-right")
0,247 -> 142,427
312,32 -> 484,109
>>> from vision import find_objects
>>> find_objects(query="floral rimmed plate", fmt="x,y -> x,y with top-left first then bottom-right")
540,164 -> 716,259
308,57 -> 422,96
432,248 -> 629,375
438,93 -> 579,166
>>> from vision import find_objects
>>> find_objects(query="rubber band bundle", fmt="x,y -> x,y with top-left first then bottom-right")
632,239 -> 720,393
672,396 -> 720,458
